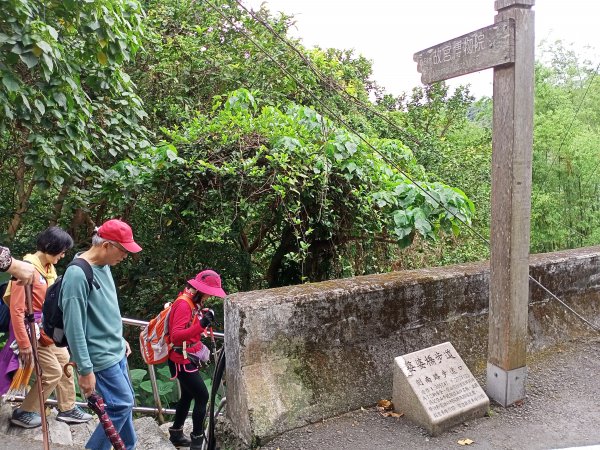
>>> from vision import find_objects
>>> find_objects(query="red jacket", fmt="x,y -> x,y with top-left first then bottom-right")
167,292 -> 208,364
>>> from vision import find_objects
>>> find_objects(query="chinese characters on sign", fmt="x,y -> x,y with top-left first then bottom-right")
393,342 -> 489,435
413,20 -> 514,84
431,33 -> 485,66
401,346 -> 486,418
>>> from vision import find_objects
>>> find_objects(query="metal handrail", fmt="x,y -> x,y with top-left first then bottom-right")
122,317 -> 224,422
0,395 -> 180,417
2,317 -> 224,420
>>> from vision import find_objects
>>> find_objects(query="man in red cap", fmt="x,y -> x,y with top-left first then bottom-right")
60,218 -> 142,450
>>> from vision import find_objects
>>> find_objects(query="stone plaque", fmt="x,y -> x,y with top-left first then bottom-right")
414,20 -> 514,84
392,342 -> 489,436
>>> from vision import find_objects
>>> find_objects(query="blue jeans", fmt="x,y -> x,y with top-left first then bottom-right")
86,357 -> 136,450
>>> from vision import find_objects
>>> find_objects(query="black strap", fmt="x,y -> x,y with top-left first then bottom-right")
67,258 -> 99,291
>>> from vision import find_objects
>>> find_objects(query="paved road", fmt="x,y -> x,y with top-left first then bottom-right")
2,338 -> 599,449
0,434 -> 77,449
262,338 -> 600,450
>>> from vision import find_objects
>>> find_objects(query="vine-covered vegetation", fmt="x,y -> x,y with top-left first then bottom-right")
1,0 -> 598,325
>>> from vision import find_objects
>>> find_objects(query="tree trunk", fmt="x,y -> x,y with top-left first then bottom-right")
7,151 -> 35,239
266,225 -> 298,288
50,184 -> 71,225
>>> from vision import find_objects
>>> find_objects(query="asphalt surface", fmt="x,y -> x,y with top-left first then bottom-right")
1,338 -> 598,449
261,337 -> 600,450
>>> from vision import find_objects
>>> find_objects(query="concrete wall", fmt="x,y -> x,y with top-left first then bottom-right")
224,246 -> 600,446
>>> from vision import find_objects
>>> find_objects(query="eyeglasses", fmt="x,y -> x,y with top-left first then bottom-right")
108,241 -> 128,255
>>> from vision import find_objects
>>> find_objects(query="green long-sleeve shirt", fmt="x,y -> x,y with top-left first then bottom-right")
59,259 -> 125,375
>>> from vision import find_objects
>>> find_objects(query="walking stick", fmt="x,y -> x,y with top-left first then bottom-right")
24,284 -> 50,450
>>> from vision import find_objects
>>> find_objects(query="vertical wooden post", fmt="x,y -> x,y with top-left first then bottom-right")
487,0 -> 535,406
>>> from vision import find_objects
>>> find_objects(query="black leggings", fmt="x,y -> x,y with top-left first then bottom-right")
168,360 -> 209,435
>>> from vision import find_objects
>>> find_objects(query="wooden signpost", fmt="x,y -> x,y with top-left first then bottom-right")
414,0 -> 535,407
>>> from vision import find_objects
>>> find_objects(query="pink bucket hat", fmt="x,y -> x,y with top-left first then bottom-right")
187,270 -> 226,298
97,219 -> 142,253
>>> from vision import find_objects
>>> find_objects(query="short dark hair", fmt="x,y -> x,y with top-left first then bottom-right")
36,226 -> 74,256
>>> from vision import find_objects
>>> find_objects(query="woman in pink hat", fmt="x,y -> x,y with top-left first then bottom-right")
166,270 -> 226,449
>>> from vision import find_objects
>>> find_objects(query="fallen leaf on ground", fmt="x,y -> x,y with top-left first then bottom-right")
379,411 -> 404,418
377,399 -> 402,417
377,399 -> 393,410
457,438 -> 474,445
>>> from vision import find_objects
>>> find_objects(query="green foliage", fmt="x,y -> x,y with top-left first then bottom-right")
531,41 -> 600,251
129,362 -> 219,410
1,0 -> 597,329
0,0 -> 149,238
152,88 -> 474,286
129,366 -> 178,408
131,0 -> 379,133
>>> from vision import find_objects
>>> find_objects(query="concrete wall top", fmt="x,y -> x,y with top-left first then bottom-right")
225,246 -> 600,445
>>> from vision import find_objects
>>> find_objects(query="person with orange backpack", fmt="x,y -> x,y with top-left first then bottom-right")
166,270 -> 226,449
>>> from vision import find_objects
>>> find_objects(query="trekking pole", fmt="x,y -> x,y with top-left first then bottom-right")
24,285 -> 50,450
209,326 -> 218,366
64,362 -> 126,450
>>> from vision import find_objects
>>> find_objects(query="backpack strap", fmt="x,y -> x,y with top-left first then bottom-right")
170,296 -> 199,355
180,296 -> 196,312
67,258 -> 99,291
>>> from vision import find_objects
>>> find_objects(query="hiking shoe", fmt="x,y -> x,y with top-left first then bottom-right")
56,406 -> 93,424
11,408 -> 42,428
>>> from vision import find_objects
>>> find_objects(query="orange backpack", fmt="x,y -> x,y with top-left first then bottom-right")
139,296 -> 196,365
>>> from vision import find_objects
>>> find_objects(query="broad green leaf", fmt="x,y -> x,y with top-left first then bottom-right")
129,368 -> 147,383
36,40 -> 52,53
2,74 -> 19,92
156,365 -> 171,380
20,94 -> 31,111
97,51 -> 108,65
4,104 -> 13,120
34,99 -> 45,115
10,43 -> 23,55
19,53 -> 38,68
345,141 -> 357,155
414,209 -> 432,236
42,53 -> 54,72
47,26 -> 58,40
139,380 -> 153,393
53,92 -> 67,108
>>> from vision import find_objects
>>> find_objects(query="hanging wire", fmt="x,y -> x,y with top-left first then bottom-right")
204,0 -> 490,244
546,60 -> 600,169
529,277 -> 599,331
234,0 -> 425,149
204,0 -> 599,332
548,62 -> 600,250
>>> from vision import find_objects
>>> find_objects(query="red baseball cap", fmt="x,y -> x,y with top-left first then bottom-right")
97,219 -> 142,253
187,270 -> 226,298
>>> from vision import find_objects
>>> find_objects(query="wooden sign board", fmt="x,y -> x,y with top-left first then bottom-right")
414,20 -> 514,84
392,342 -> 489,436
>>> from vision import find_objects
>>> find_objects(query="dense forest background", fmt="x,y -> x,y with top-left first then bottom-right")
1,0 -> 599,325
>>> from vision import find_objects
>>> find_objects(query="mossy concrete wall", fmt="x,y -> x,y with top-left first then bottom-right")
224,246 -> 600,446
